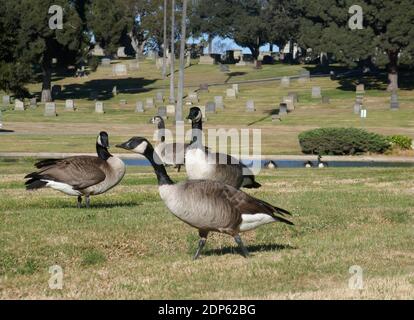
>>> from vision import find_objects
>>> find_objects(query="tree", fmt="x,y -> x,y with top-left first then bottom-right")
0,0 -> 32,96
15,0 -> 87,102
298,0 -> 414,91
87,0 -> 132,56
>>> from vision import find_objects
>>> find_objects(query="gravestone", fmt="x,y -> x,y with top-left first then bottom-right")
354,102 -> 362,114
226,88 -> 237,99
146,98 -> 155,109
119,99 -> 127,106
129,61 -> 140,71
117,47 -> 127,58
155,91 -> 164,104
95,101 -> 105,114
312,87 -> 322,98
246,100 -> 255,112
166,104 -> 176,115
220,64 -> 230,72
232,84 -> 239,94
206,102 -> 216,113
101,58 -> 111,67
135,101 -> 144,113
279,103 -> 288,116
390,92 -> 399,110
2,95 -> 10,105
356,84 -> 365,95
186,54 -> 191,67
283,96 -> 295,112
199,83 -> 209,92
281,77 -> 290,87
214,96 -> 224,109
30,98 -> 37,108
288,92 -> 299,103
236,55 -> 247,67
14,99 -> 25,111
188,92 -> 199,103
157,106 -> 167,119
65,99 -> 75,111
322,96 -> 330,104
254,61 -> 262,69
44,102 -> 57,116
112,86 -> 117,96
113,64 -> 128,76
199,55 -> 215,65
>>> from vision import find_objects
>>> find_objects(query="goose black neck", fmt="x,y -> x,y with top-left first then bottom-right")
96,143 -> 112,161
191,119 -> 203,144
145,146 -> 174,186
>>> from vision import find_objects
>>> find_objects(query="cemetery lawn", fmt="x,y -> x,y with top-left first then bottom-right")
1,61 -> 414,155
1,159 -> 413,299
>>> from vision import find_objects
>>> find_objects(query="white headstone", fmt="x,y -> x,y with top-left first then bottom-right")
113,64 -> 128,76
117,47 -> 127,58
146,98 -> 154,109
226,88 -> 237,99
199,55 -> 215,65
14,99 -> 25,111
44,102 -> 57,116
2,95 -> 10,105
166,104 -> 175,114
214,96 -> 224,109
112,86 -> 117,96
65,99 -> 75,111
283,96 -> 295,112
135,101 -> 144,113
312,87 -> 322,98
156,91 -> 164,103
246,100 -> 255,112
95,101 -> 104,113
30,98 -> 37,108
101,58 -> 111,67
232,84 -> 239,94
281,77 -> 290,87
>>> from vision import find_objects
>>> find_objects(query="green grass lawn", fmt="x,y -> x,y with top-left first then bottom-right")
1,160 -> 413,299
1,60 -> 413,155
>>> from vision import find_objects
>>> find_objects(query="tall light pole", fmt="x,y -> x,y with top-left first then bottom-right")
162,0 -> 168,80
169,0 -> 176,104
176,0 -> 187,123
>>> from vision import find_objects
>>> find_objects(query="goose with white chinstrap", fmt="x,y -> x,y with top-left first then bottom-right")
117,137 -> 293,260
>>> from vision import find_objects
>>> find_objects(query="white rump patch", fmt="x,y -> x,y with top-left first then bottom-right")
239,214 -> 276,232
42,180 -> 82,196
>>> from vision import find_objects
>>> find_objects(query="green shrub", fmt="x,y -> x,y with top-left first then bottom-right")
387,135 -> 413,150
298,128 -> 391,155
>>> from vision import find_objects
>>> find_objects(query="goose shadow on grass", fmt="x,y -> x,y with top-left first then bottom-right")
203,243 -> 297,257
247,108 -> 280,126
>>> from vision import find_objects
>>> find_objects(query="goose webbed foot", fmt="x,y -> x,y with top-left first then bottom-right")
77,196 -> 82,209
234,235 -> 250,258
193,231 -> 209,260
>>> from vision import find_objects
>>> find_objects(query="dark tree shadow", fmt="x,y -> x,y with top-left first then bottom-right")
204,243 -> 297,257
225,72 -> 247,83
247,109 -> 279,126
33,78 -> 158,101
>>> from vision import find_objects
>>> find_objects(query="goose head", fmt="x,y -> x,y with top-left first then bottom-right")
187,107 -> 202,124
97,131 -> 110,149
149,116 -> 165,129
116,137 -> 151,155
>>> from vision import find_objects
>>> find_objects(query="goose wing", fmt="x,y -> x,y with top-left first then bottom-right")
27,157 -> 106,190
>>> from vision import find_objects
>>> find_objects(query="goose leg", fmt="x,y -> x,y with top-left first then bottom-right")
234,235 -> 250,258
193,231 -> 208,260
85,196 -> 91,209
77,196 -> 82,209
176,165 -> 181,173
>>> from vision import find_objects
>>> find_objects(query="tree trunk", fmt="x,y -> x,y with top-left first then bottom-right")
162,0 -> 168,79
41,60 -> 52,103
169,0 -> 176,104
176,0 -> 187,123
248,46 -> 260,63
387,50 -> 399,92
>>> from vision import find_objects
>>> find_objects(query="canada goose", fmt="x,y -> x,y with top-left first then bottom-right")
304,161 -> 313,168
186,107 -> 261,189
150,116 -> 188,172
317,155 -> 328,168
25,132 -> 126,208
265,161 -> 278,169
117,137 -> 293,259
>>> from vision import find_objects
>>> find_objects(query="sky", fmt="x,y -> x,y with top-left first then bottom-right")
188,36 -> 279,54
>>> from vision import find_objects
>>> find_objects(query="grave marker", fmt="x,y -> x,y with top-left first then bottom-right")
206,102 -> 216,113
166,104 -> 176,115
279,103 -> 288,116
113,64 -> 128,76
283,96 -> 295,112
156,91 -> 164,104
2,95 -> 10,106
135,101 -> 144,113
214,96 -> 224,109
146,98 -> 155,109
119,99 -> 127,106
246,100 -> 255,112
312,87 -> 322,98
322,96 -> 330,104
232,84 -> 239,94
157,106 -> 167,119
14,99 -> 25,111
65,99 -> 75,111
101,58 -> 111,67
95,101 -> 105,113
112,86 -> 117,96
30,98 -> 37,108
226,88 -> 237,99
44,102 -> 57,116
390,92 -> 399,110
288,92 -> 298,103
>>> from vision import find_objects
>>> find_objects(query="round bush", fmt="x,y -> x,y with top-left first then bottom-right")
298,128 -> 391,155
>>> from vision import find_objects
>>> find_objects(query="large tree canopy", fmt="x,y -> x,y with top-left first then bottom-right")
298,0 -> 414,90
